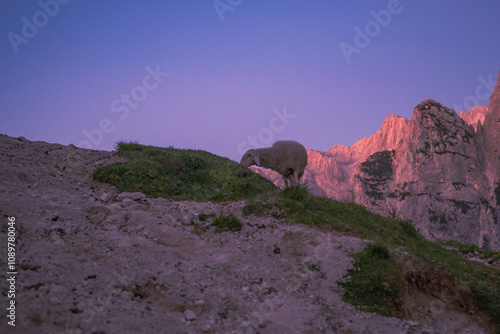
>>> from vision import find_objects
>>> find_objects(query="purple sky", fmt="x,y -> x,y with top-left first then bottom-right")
2,1 -> 500,161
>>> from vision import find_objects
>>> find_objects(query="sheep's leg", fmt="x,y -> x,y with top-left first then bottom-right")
283,175 -> 289,188
298,170 -> 304,184
292,170 -> 300,186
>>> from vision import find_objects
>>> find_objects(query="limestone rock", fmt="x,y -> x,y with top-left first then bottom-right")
116,191 -> 146,202
255,72 -> 500,250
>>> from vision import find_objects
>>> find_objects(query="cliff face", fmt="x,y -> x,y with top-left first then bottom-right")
350,99 -> 497,249
482,71 -> 500,207
459,105 -> 488,131
253,71 -> 500,249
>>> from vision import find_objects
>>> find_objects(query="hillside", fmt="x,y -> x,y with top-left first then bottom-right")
1,135 -> 499,333
254,70 -> 500,251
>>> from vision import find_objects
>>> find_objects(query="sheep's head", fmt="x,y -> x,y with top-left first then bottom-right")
240,149 -> 260,168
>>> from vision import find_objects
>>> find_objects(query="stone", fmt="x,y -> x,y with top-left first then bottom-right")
250,284 -> 262,293
200,324 -> 211,332
183,309 -> 197,321
217,287 -> 227,298
116,192 -> 146,202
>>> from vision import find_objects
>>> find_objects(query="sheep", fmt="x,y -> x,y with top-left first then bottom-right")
240,140 -> 308,187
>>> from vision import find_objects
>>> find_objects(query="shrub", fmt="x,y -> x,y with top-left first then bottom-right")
211,214 -> 242,232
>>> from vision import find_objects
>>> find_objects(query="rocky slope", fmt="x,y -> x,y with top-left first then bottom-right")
254,71 -> 500,250
0,135 -> 495,333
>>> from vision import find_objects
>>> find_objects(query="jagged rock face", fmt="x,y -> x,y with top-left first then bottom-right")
351,99 -> 497,249
459,105 -> 488,131
254,72 -> 500,250
482,71 -> 500,206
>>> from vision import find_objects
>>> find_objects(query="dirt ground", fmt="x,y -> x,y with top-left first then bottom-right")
0,134 -> 494,333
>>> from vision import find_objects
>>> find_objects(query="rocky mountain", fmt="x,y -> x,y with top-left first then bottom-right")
254,71 -> 500,250
460,105 -> 488,131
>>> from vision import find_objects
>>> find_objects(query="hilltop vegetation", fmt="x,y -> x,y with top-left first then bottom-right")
93,141 -> 500,331
93,141 -> 279,202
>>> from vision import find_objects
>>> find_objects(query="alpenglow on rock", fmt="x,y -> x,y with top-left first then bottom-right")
253,71 -> 500,250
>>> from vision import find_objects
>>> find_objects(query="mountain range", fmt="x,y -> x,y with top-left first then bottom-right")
254,70 -> 500,250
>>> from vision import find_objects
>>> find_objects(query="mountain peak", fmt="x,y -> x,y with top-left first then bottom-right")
411,99 -> 460,124
459,105 -> 488,130
415,99 -> 444,112
350,114 -> 409,159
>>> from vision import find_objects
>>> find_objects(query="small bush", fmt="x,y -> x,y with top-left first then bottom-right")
211,214 -> 242,232
340,242 -> 404,317
198,213 -> 216,221
308,263 -> 321,272
281,184 -> 309,201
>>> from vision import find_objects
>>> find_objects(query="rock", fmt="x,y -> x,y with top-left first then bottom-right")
116,192 -> 146,202
99,192 -> 115,202
250,284 -> 262,293
428,299 -> 446,316
241,320 -> 251,327
217,287 -> 227,298
254,73 -> 500,250
86,204 -> 111,225
200,324 -> 211,332
120,198 -> 137,208
53,238 -> 66,246
459,105 -> 488,131
183,309 -> 197,321
349,99 -> 499,249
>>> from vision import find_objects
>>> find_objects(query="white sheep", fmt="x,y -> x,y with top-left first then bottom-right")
240,140 -> 308,187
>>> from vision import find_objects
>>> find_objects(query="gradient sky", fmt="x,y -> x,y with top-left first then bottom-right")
1,1 -> 500,161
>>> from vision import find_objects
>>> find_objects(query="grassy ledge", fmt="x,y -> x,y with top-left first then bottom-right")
94,142 -> 500,330
93,141 -> 278,202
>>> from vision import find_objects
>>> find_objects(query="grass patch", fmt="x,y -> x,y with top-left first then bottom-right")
242,200 -> 274,216
439,239 -> 500,261
308,263 -> 321,272
340,243 -> 404,316
198,213 -> 216,221
93,141 -> 279,202
211,214 -> 242,232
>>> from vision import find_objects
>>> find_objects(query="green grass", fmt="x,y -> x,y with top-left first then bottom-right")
340,243 -> 404,316
198,213 -> 216,221
94,142 -> 500,330
211,214 -> 242,232
439,239 -> 500,261
93,141 -> 279,202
